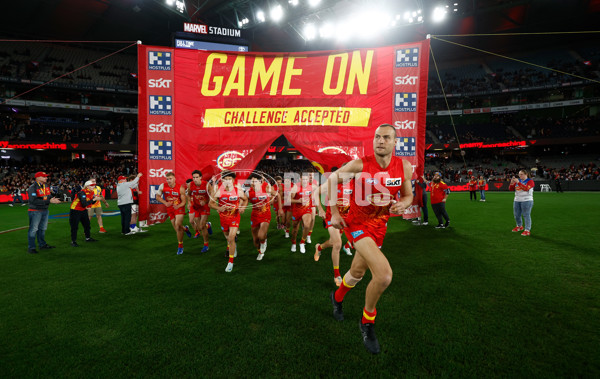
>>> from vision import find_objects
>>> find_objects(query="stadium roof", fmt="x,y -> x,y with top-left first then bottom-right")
0,0 -> 599,52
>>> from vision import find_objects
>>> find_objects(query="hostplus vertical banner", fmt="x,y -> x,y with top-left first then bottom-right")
138,41 -> 429,224
138,48 -> 175,224
392,43 -> 430,219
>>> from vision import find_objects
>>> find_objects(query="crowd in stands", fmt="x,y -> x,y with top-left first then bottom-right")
0,158 -> 321,202
428,51 -> 600,96
2,152 -> 598,204
0,43 -> 137,91
425,154 -> 600,182
510,114 -> 600,139
427,120 -> 517,144
0,113 -> 137,144
0,158 -> 138,200
254,159 -> 316,178
427,113 -> 600,144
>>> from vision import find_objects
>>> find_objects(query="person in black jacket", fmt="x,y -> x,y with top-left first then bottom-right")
10,186 -> 26,206
69,180 -> 102,247
27,172 -> 61,254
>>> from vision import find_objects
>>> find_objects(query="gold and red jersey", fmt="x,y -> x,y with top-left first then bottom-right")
188,180 -> 210,208
70,188 -> 95,211
477,179 -> 486,189
292,184 -> 313,216
161,181 -> 184,208
218,186 -> 240,217
326,181 -> 354,221
468,179 -> 477,190
430,181 -> 449,204
248,182 -> 271,216
347,155 -> 406,226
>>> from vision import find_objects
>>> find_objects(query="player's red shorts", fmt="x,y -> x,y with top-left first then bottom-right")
219,213 -> 241,233
345,215 -> 387,248
292,207 -> 312,222
323,213 -> 349,228
167,206 -> 186,220
189,204 -> 210,217
282,205 -> 292,213
251,211 -> 271,227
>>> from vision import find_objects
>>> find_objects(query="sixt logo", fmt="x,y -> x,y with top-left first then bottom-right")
394,120 -> 416,130
148,123 -> 173,133
148,51 -> 171,71
405,204 -> 419,215
394,75 -> 418,85
149,212 -> 168,223
149,168 -> 171,178
148,78 -> 172,88
385,178 -> 403,187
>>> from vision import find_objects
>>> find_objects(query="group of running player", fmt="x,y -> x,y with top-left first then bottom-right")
154,124 -> 413,354
154,165 -> 354,277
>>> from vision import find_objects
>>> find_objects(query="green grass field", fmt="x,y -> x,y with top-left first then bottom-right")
1,192 -> 599,377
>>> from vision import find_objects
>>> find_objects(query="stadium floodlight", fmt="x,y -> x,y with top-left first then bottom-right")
270,4 -> 284,22
304,23 -> 316,40
308,0 -> 321,7
257,10 -> 266,22
335,21 -> 353,41
432,6 -> 447,22
166,0 -> 174,5
319,23 -> 334,39
289,0 -> 299,5
360,10 -> 390,39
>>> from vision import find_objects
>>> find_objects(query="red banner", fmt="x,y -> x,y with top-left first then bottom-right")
138,41 -> 429,224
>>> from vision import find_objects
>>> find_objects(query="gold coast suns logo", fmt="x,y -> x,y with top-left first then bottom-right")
216,151 -> 245,170
337,189 -> 353,207
318,146 -> 347,154
366,193 -> 395,206
337,198 -> 351,207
